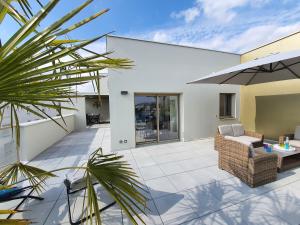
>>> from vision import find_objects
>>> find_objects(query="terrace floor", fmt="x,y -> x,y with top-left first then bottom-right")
2,126 -> 300,225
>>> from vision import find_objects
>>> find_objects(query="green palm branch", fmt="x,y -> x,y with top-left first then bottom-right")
0,0 -> 131,150
0,1 -> 146,224
86,148 -> 147,225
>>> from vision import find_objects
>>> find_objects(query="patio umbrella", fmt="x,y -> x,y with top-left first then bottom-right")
188,49 -> 300,85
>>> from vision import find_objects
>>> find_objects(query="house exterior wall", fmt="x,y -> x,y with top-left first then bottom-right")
107,36 -> 241,150
240,32 -> 300,134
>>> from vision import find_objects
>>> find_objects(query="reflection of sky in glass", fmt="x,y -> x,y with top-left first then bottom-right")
135,96 -> 156,105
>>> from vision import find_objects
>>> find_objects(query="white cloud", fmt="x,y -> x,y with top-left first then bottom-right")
171,0 -> 271,24
171,7 -> 200,23
123,1 -> 300,54
196,0 -> 247,23
175,23 -> 300,53
153,31 -> 170,42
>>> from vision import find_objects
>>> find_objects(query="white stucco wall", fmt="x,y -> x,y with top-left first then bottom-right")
61,97 -> 87,130
107,36 -> 241,151
0,114 -> 75,166
20,114 -> 75,161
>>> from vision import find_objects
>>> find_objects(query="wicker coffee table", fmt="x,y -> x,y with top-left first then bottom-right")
258,145 -> 300,172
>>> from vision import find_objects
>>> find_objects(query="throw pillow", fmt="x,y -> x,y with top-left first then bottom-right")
232,124 -> 245,137
218,125 -> 234,136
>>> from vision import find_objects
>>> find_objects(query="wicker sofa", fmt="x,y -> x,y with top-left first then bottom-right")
215,124 -> 264,151
216,124 -> 277,187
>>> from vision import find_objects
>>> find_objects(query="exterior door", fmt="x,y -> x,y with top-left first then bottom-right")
158,96 -> 179,141
135,94 -> 179,144
135,96 -> 158,144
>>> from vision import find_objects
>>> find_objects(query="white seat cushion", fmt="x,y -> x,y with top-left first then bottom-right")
294,126 -> 300,140
218,125 -> 234,136
289,140 -> 300,148
232,124 -> 245,137
225,135 -> 260,146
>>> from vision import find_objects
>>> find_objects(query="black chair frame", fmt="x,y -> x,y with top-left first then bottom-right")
64,179 -> 116,225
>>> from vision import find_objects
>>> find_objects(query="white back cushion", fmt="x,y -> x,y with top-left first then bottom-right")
294,126 -> 300,140
218,125 -> 234,136
232,124 -> 245,137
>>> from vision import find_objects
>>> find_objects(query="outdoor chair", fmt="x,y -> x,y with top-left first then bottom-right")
218,138 -> 278,187
215,124 -> 264,151
0,185 -> 44,219
279,125 -> 300,148
64,178 -> 116,225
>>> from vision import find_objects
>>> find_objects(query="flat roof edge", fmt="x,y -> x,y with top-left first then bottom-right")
242,30 -> 300,55
107,35 -> 241,56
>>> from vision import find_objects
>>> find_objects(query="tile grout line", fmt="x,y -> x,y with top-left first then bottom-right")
134,148 -> 222,224
137,155 -> 216,170
143,164 -> 223,182
178,175 -> 300,225
42,179 -> 67,225
130,149 -> 165,225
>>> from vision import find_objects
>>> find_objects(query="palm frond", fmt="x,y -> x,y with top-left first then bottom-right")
0,209 -> 24,215
0,219 -> 31,225
0,0 -> 132,147
0,162 -> 56,193
0,1 -> 144,224
0,0 -> 43,23
86,148 -> 148,225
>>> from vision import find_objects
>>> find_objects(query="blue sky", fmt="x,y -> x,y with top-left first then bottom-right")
2,0 -> 300,53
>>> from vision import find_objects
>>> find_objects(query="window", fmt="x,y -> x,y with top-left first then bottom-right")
219,93 -> 235,118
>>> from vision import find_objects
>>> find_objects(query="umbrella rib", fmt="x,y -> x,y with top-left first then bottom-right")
273,61 -> 281,70
279,61 -> 300,78
274,60 -> 300,72
220,69 -> 246,84
246,70 -> 259,85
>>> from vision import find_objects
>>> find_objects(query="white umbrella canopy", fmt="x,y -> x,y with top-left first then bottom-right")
188,49 -> 300,85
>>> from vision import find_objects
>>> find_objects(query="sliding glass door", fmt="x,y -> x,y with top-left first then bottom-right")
135,94 -> 179,144
158,96 -> 179,141
135,96 -> 158,144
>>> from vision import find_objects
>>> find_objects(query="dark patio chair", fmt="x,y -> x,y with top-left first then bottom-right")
64,178 -> 116,225
0,185 -> 44,219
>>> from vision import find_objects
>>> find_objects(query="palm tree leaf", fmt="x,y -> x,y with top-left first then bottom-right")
0,1 -> 140,224
0,0 -> 59,58
0,219 -> 31,225
56,8 -> 110,36
49,39 -> 82,46
0,210 -> 24,215
0,0 -> 27,24
0,0 -> 13,23
0,162 -> 56,193
86,148 -> 147,225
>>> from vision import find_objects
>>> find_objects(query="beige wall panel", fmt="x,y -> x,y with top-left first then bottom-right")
256,94 -> 300,140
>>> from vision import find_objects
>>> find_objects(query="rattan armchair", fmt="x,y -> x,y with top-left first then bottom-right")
218,139 -> 278,187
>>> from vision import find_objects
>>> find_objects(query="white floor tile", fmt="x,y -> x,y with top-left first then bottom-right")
146,177 -> 177,199
159,162 -> 185,175
139,165 -> 165,180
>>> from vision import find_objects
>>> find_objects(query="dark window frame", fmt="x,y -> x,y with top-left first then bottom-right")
219,93 -> 235,119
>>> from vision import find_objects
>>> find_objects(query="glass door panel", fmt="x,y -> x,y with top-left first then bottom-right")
135,96 -> 157,144
158,96 -> 179,141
